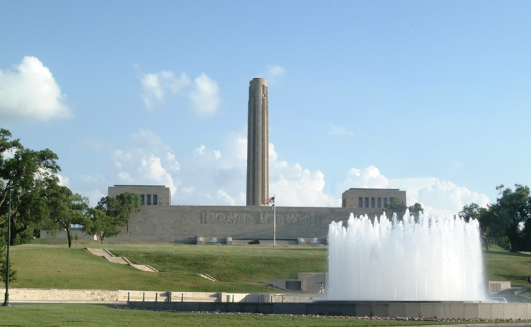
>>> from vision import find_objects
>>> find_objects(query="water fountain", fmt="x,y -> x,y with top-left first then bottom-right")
327,212 -> 486,301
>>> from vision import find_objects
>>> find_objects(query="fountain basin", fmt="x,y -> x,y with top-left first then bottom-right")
128,300 -> 531,319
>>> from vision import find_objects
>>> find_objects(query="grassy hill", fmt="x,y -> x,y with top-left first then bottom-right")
8,239 -> 327,292
7,239 -> 531,292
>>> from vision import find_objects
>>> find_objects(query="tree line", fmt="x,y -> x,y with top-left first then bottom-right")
459,184 -> 531,252
1,129 -> 141,285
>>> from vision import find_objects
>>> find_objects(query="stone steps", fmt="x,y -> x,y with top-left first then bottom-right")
197,273 -> 217,282
85,248 -> 158,272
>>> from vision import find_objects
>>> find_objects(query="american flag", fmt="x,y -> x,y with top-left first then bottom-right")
266,196 -> 275,205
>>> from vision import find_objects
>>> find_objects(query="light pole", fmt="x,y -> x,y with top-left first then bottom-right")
2,165 -> 10,307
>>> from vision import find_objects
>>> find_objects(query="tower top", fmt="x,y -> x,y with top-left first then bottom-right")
250,77 -> 267,85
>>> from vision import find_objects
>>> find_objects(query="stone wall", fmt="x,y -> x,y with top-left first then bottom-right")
9,288 -> 317,304
107,205 -> 384,242
11,288 -> 120,302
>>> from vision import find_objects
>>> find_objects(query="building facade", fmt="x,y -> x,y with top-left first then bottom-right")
108,185 -> 171,206
341,188 -> 407,210
92,185 -> 407,243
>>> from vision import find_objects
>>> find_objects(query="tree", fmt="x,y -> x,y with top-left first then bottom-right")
486,185 -> 530,252
0,129 -> 61,245
385,197 -> 407,218
83,209 -> 113,244
44,185 -> 89,248
459,203 -> 492,250
0,238 -> 16,285
408,203 -> 424,219
82,193 -> 141,243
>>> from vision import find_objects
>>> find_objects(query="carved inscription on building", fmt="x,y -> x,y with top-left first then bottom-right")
200,211 -> 315,225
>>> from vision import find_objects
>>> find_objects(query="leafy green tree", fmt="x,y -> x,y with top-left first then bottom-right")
82,193 -> 141,243
384,197 -> 407,218
83,209 -> 109,243
0,238 -> 16,285
459,203 -> 492,250
44,185 -> 89,248
486,185 -> 531,252
0,129 -> 61,245
408,203 -> 424,219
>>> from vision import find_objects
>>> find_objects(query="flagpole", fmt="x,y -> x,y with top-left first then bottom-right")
273,194 -> 276,247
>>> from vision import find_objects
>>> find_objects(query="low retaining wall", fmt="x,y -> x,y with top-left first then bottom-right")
11,288 -> 121,302
9,289 -> 317,303
127,300 -> 531,320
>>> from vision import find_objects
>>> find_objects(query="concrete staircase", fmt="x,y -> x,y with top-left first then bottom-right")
197,273 -> 217,282
85,248 -> 158,272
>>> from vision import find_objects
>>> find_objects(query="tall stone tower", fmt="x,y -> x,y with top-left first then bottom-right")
246,78 -> 269,206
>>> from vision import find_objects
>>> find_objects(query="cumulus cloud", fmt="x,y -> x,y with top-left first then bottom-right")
217,189 -> 236,206
335,165 -> 389,192
110,129 -> 178,194
336,165 -> 490,216
193,145 -> 206,156
85,189 -> 105,207
189,73 -> 221,116
56,174 -> 70,187
0,56 -> 73,121
138,70 -> 190,111
136,67 -> 221,116
259,65 -> 286,83
69,129 -> 488,215
269,144 -> 339,207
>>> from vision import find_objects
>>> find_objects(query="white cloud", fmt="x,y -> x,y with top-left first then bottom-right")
0,56 -> 73,121
259,65 -> 286,83
109,129 -> 179,195
56,174 -> 70,187
85,189 -> 105,207
193,145 -> 206,156
269,143 -> 339,207
118,172 -> 133,182
71,129 -> 488,215
137,67 -> 221,116
189,73 -> 221,116
166,152 -> 180,171
138,70 -> 190,111
217,189 -> 235,205
335,166 -> 389,193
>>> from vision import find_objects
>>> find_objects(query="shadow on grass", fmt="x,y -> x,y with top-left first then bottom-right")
484,250 -> 531,258
496,274 -> 528,282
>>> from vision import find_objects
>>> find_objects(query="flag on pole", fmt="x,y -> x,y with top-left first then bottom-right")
266,196 -> 275,205
270,204 -> 275,210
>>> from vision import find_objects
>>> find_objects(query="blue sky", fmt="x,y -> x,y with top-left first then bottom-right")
1,1 -> 529,215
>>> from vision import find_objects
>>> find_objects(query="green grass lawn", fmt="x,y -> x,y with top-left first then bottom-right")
483,245 -> 531,287
0,304 -> 475,327
7,239 -> 531,293
9,239 -> 327,292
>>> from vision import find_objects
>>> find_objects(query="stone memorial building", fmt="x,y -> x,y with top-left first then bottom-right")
101,78 -> 407,243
